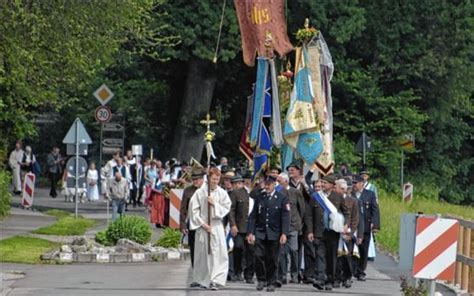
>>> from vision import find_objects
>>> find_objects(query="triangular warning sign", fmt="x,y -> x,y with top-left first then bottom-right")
62,118 -> 92,144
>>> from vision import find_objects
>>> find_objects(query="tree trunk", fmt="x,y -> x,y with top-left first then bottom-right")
171,58 -> 217,162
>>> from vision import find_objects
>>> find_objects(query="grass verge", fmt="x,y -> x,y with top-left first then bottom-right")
45,209 -> 71,219
377,191 -> 474,254
32,212 -> 96,236
0,236 -> 60,263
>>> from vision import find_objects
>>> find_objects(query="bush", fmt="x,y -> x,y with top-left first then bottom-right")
0,170 -> 12,219
106,216 -> 152,245
155,227 -> 181,248
95,230 -> 112,246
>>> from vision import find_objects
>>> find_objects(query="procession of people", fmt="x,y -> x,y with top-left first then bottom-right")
175,155 -> 381,292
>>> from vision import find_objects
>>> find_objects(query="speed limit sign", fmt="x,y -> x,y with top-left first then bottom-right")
95,106 -> 112,123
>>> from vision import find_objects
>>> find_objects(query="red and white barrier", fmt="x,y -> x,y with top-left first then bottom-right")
169,189 -> 183,229
413,216 -> 459,280
21,172 -> 36,208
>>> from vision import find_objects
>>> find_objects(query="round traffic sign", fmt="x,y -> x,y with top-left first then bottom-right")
95,106 -> 112,123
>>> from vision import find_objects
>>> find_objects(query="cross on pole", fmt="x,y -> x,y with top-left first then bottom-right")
200,113 -> 216,142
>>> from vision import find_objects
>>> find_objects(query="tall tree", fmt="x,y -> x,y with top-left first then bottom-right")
160,0 -> 241,161
0,0 -> 164,162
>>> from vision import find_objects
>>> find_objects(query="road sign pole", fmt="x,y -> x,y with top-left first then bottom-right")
99,123 -> 104,193
75,120 -> 79,219
428,279 -> 435,296
401,149 -> 404,191
362,132 -> 366,165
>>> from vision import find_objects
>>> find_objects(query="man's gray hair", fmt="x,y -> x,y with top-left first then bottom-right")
278,172 -> 289,183
335,179 -> 348,190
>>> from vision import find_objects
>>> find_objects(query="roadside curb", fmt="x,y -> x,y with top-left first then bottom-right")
51,250 -> 189,264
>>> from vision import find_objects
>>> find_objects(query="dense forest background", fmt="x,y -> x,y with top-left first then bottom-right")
0,0 -> 472,204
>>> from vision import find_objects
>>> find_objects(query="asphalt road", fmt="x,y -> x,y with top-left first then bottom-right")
2,260 -> 402,296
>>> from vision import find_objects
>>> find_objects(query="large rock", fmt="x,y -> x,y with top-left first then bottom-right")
71,237 -> 88,246
87,241 -> 103,251
115,239 -> 147,253
41,250 -> 59,260
61,245 -> 72,253
71,245 -> 87,253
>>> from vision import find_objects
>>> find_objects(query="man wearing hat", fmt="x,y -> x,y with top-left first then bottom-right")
221,166 -> 235,193
334,178 -> 363,288
306,173 -> 350,290
360,169 -> 378,200
242,170 -> 253,193
276,172 -> 306,285
352,174 -> 380,281
179,167 -> 205,276
287,161 -> 316,284
247,175 -> 290,292
229,175 -> 255,283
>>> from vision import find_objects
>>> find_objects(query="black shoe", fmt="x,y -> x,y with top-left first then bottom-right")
333,281 -> 341,288
357,275 -> 366,281
343,280 -> 352,288
275,280 -> 282,288
189,282 -> 200,288
325,284 -> 333,291
302,277 -> 315,284
234,274 -> 244,282
312,280 -> 324,290
281,278 -> 287,285
209,282 -> 218,291
267,285 -> 275,292
257,281 -> 265,291
245,278 -> 254,284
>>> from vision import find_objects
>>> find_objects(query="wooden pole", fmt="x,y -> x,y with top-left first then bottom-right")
200,113 -> 216,255
456,226 -> 464,286
461,227 -> 471,291
207,167 -> 211,255
470,232 -> 474,294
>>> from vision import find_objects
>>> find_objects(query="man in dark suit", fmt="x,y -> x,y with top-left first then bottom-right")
320,174 -> 350,290
288,161 -> 316,284
276,172 -> 306,285
352,174 -> 380,281
229,174 -> 255,283
179,167 -> 205,274
335,178 -> 363,288
247,175 -> 290,292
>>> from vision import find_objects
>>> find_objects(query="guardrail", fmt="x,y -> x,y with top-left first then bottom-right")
446,215 -> 474,294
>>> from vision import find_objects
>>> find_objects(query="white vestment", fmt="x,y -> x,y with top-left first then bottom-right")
87,169 -> 99,201
9,149 -> 24,191
189,184 -> 231,287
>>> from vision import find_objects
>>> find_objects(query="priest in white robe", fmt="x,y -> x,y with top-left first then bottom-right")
9,141 -> 24,194
189,167 -> 231,290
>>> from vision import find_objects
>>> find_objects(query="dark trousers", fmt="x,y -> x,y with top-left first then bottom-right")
356,232 -> 371,277
234,233 -> 255,280
228,251 -> 235,278
278,233 -> 298,281
314,238 -> 327,281
300,235 -> 316,280
323,230 -> 340,284
129,184 -> 143,207
49,172 -> 59,197
336,239 -> 354,282
188,229 -> 196,268
255,239 -> 280,285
